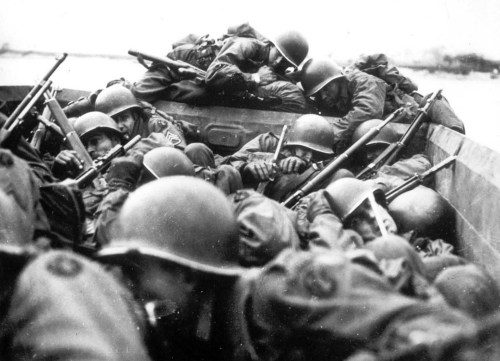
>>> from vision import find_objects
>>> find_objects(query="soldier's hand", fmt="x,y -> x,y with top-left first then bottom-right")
105,156 -> 142,187
279,156 -> 307,174
256,66 -> 277,86
243,161 -> 273,182
177,67 -> 198,80
54,150 -> 83,171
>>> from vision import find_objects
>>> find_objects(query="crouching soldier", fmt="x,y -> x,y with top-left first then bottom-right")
96,176 -> 487,361
0,188 -> 151,361
224,114 -> 352,201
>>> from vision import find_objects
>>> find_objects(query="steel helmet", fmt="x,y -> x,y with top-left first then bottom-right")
143,147 -> 195,179
324,178 -> 386,222
97,176 -> 244,277
285,114 -> 335,155
300,57 -> 344,97
270,30 -> 309,67
388,185 -> 453,239
73,111 -> 122,142
352,119 -> 400,147
95,85 -> 141,118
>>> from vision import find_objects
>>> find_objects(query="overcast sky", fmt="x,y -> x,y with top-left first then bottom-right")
1,0 -> 500,63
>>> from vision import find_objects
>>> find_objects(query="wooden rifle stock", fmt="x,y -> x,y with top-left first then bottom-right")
4,53 -> 67,129
281,110 -> 400,208
45,95 -> 95,170
128,49 -> 206,81
385,155 -> 457,203
75,135 -> 141,189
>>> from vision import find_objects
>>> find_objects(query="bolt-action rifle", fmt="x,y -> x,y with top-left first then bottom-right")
356,89 -> 443,180
44,93 -> 97,174
281,107 -> 404,208
3,53 -> 67,130
0,80 -> 54,147
75,135 -> 141,189
128,49 -> 206,82
385,155 -> 457,203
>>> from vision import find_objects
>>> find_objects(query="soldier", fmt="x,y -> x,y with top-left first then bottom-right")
131,34 -> 221,105
350,119 -> 432,189
93,147 -> 196,247
300,57 -> 464,151
95,84 -> 191,153
324,177 -> 398,244
0,186 -> 151,361
52,111 -> 124,179
300,57 -> 401,150
205,30 -> 309,112
224,113 -> 351,201
97,176 -> 482,361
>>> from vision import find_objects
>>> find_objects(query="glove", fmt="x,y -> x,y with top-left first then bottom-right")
243,161 -> 273,182
105,156 -> 142,188
279,156 -> 307,174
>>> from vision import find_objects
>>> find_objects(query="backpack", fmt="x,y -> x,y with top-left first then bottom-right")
350,53 -> 418,95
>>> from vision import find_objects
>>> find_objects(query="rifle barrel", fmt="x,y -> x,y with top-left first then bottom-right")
4,53 -> 67,128
282,109 -> 402,208
385,155 -> 457,202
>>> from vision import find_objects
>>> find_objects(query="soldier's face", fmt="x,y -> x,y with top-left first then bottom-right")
318,81 -> 341,108
348,200 -> 398,243
137,261 -> 204,334
113,110 -> 136,138
85,132 -> 120,159
292,146 -> 313,162
268,46 -> 293,74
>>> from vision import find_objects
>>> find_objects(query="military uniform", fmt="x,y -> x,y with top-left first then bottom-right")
317,69 -> 389,148
205,37 -> 307,112
0,250 -> 151,361
152,249 -> 477,361
223,132 -> 335,201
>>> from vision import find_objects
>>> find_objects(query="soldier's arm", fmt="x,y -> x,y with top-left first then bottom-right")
131,64 -> 181,104
224,132 -> 278,172
336,74 -> 387,145
205,37 -> 265,92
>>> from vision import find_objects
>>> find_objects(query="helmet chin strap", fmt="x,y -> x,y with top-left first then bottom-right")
367,192 -> 389,237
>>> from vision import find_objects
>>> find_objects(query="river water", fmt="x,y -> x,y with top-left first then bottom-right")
1,54 -> 499,151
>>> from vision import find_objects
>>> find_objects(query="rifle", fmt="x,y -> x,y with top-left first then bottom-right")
30,87 -> 63,150
4,53 -> 67,130
256,125 -> 288,193
356,90 -> 443,180
281,108 -> 402,208
128,49 -> 206,82
0,80 -> 53,146
44,93 -> 96,170
385,155 -> 457,203
75,135 -> 141,188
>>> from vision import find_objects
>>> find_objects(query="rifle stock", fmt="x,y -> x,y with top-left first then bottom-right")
282,109 -> 402,208
4,53 -> 67,129
128,49 -> 206,81
45,96 -> 95,171
75,135 -> 141,188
